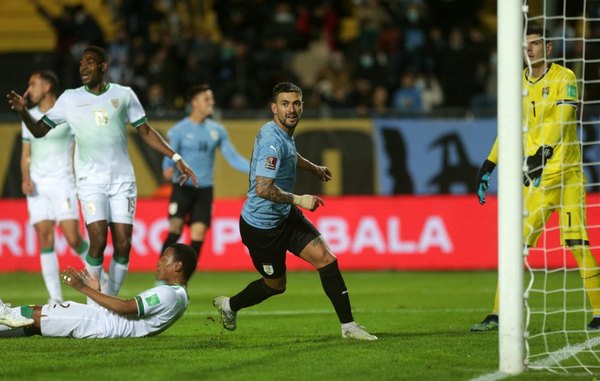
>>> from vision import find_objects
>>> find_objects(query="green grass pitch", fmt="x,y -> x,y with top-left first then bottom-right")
0,271 -> 596,380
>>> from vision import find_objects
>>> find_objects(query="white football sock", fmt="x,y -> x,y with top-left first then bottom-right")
107,259 -> 129,296
40,248 -> 62,303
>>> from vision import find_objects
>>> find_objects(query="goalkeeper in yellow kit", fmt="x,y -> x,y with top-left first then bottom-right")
472,23 -> 600,331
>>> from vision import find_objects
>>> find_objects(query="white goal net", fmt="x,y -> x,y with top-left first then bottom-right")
522,0 -> 600,375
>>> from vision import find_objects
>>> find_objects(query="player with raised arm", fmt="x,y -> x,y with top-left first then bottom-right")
20,70 -> 90,304
212,82 -> 377,340
0,243 -> 196,338
161,84 -> 249,258
7,46 -> 198,297
472,24 -> 600,331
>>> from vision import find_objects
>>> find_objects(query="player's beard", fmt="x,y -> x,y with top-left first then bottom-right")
278,113 -> 299,129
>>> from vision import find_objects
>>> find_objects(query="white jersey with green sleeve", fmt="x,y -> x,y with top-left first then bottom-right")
41,83 -> 147,185
21,106 -> 74,185
39,285 -> 189,338
129,284 -> 189,337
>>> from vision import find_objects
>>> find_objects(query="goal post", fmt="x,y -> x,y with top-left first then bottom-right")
497,0 -> 525,374
499,0 -> 600,376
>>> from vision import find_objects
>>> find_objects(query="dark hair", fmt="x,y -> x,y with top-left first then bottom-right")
167,243 -> 198,281
32,70 -> 60,95
84,45 -> 109,63
526,23 -> 550,40
187,84 -> 211,102
272,82 -> 302,102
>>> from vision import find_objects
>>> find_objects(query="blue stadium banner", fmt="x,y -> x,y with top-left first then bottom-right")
373,118 -> 498,195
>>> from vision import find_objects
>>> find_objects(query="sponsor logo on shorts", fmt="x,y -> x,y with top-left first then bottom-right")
265,156 -> 277,170
262,263 -> 274,275
86,202 -> 96,216
63,198 -> 72,211
168,202 -> 178,216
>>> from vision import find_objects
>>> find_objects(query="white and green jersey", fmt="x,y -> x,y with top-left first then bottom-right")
22,106 -> 74,185
40,284 -> 189,338
41,83 -> 147,185
129,284 -> 189,337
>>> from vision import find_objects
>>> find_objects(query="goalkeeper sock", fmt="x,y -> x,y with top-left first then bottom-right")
491,284 -> 499,315
569,244 -> 600,316
319,260 -> 354,324
229,279 -> 284,312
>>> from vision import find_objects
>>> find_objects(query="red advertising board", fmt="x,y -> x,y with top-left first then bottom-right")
0,195 -> 598,272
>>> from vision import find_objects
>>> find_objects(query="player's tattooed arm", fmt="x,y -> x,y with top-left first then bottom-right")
255,176 -> 294,204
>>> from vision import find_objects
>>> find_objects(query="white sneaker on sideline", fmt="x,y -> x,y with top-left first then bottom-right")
0,299 -> 34,328
212,296 -> 237,331
342,322 -> 378,341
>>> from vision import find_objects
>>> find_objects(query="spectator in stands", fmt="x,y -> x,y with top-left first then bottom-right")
392,71 -> 423,113
30,0 -> 78,89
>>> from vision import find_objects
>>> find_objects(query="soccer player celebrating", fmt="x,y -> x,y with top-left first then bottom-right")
161,84 -> 249,258
7,46 -> 198,297
212,82 -> 377,340
0,243 -> 196,338
472,24 -> 600,331
20,70 -> 90,304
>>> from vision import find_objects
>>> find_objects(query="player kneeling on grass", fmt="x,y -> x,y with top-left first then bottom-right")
0,243 -> 197,338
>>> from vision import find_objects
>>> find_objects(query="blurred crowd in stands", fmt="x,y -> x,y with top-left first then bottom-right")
31,0 -> 600,117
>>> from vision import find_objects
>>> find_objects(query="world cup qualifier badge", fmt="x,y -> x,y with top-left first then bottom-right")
265,156 -> 277,170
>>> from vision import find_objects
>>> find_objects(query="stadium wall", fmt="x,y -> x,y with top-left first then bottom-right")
1,195 -> 599,272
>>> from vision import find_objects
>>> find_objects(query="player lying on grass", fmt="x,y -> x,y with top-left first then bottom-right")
0,243 -> 197,338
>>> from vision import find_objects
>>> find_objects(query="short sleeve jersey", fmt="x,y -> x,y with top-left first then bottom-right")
241,121 -> 297,228
22,106 -> 74,184
161,118 -> 249,187
124,285 -> 189,337
41,83 -> 147,184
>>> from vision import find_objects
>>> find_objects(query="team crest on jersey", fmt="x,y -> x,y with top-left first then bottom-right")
262,263 -> 274,275
111,98 -> 120,108
265,156 -> 277,170
168,202 -> 178,216
210,129 -> 219,141
542,87 -> 549,98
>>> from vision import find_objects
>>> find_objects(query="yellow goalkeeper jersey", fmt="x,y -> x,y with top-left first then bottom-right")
487,63 -> 581,177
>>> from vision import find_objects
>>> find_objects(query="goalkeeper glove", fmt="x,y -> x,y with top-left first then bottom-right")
523,145 -> 554,187
475,159 -> 496,205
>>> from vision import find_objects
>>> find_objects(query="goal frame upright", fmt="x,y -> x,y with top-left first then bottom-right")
497,0 -> 525,375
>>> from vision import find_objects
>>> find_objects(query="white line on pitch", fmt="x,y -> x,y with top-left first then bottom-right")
469,336 -> 600,381
187,307 -> 487,316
